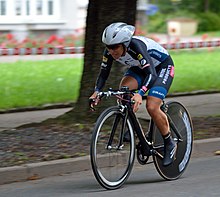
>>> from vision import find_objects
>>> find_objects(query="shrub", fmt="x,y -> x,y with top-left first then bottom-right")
197,12 -> 220,32
147,13 -> 167,33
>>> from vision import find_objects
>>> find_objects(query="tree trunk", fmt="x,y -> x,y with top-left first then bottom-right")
204,0 -> 209,12
64,0 -> 137,123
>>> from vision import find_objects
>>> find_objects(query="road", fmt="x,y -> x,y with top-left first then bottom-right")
0,156 -> 219,197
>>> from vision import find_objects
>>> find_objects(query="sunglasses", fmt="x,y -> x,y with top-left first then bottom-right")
106,44 -> 121,50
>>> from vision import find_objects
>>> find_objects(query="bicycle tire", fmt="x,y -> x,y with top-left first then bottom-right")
90,106 -> 135,190
152,101 -> 193,180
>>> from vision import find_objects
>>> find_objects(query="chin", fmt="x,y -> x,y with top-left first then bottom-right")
114,55 -> 120,59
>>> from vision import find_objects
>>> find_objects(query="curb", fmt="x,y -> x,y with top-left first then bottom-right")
0,155 -> 91,185
0,137 -> 219,185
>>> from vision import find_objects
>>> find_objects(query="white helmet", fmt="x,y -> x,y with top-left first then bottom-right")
102,22 -> 135,48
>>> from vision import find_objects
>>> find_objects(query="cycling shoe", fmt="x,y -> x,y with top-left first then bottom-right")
163,138 -> 177,166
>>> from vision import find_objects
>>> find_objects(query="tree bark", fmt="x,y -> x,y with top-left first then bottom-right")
63,0 -> 137,123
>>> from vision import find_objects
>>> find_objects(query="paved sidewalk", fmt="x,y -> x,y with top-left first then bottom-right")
0,108 -> 72,132
0,93 -> 219,131
137,93 -> 220,119
0,93 -> 219,185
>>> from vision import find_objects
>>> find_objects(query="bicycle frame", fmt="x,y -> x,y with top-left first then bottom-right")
95,88 -> 183,159
121,101 -> 184,160
125,104 -> 153,156
160,101 -> 183,141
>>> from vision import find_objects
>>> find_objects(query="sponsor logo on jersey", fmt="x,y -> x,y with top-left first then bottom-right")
101,62 -> 107,67
141,59 -> 147,66
102,56 -> 108,63
149,50 -> 162,58
137,54 -> 147,66
170,65 -> 175,77
152,90 -> 165,97
137,54 -> 143,60
159,68 -> 166,78
162,65 -> 172,84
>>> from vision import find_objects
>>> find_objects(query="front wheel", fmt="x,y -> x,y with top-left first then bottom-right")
152,101 -> 193,180
90,106 -> 135,190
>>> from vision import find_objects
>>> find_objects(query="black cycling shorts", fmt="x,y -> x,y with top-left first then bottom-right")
124,56 -> 174,100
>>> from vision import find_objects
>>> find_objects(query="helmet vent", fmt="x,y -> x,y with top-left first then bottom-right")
113,24 -> 127,38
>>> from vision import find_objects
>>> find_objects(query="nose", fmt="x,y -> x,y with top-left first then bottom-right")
109,49 -> 117,55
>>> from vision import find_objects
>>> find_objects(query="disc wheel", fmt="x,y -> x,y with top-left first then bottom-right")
152,101 -> 193,180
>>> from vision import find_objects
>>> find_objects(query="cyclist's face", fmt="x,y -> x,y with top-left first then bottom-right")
106,44 -> 124,59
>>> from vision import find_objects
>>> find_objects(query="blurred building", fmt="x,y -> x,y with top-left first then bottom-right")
0,0 -> 149,40
0,0 -> 88,40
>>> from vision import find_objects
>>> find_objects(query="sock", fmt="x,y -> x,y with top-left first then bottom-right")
163,132 -> 171,145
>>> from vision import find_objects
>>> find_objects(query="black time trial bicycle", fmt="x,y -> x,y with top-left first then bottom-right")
90,86 -> 193,190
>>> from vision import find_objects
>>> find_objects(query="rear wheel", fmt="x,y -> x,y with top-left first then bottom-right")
90,106 -> 135,189
152,101 -> 193,180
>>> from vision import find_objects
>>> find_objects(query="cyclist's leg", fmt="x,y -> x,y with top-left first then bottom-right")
147,96 -> 168,135
119,76 -> 138,90
119,66 -> 144,90
147,57 -> 174,134
147,58 -> 176,166
119,67 -> 144,142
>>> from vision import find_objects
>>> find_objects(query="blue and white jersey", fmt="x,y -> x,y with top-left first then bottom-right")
95,36 -> 171,92
132,36 -> 169,66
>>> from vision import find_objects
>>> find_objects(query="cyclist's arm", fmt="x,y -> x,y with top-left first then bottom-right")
129,39 -> 157,96
94,49 -> 113,92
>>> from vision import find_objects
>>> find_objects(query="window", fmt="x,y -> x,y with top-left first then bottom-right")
48,0 -> 53,15
26,0 -> 30,15
0,0 -> 57,18
36,0 -> 43,15
0,0 -> 6,15
15,0 -> 22,15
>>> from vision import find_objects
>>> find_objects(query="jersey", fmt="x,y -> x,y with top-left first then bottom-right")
95,36 -> 170,94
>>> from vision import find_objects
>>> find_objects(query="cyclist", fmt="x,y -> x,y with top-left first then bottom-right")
89,22 -> 177,166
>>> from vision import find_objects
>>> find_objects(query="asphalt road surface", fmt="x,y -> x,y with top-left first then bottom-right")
0,156 -> 219,197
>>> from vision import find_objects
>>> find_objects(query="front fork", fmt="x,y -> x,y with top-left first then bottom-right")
106,105 -> 128,151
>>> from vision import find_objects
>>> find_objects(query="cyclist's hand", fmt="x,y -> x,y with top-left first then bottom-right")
89,91 -> 100,111
132,93 -> 142,113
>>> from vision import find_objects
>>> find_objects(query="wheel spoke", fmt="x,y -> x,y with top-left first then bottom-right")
90,106 -> 135,189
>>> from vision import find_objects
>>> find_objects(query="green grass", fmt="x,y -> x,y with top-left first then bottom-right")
170,49 -> 220,93
0,49 -> 220,110
0,58 -> 83,110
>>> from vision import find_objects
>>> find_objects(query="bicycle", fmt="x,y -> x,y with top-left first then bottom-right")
90,86 -> 193,190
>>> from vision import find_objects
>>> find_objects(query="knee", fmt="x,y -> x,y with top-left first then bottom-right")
146,103 -> 160,117
119,76 -> 138,90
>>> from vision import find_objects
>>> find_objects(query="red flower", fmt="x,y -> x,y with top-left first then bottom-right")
47,35 -> 57,44
57,38 -> 64,44
6,33 -> 13,40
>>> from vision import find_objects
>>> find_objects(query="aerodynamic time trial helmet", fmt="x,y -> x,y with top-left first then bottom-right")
102,22 -> 135,48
